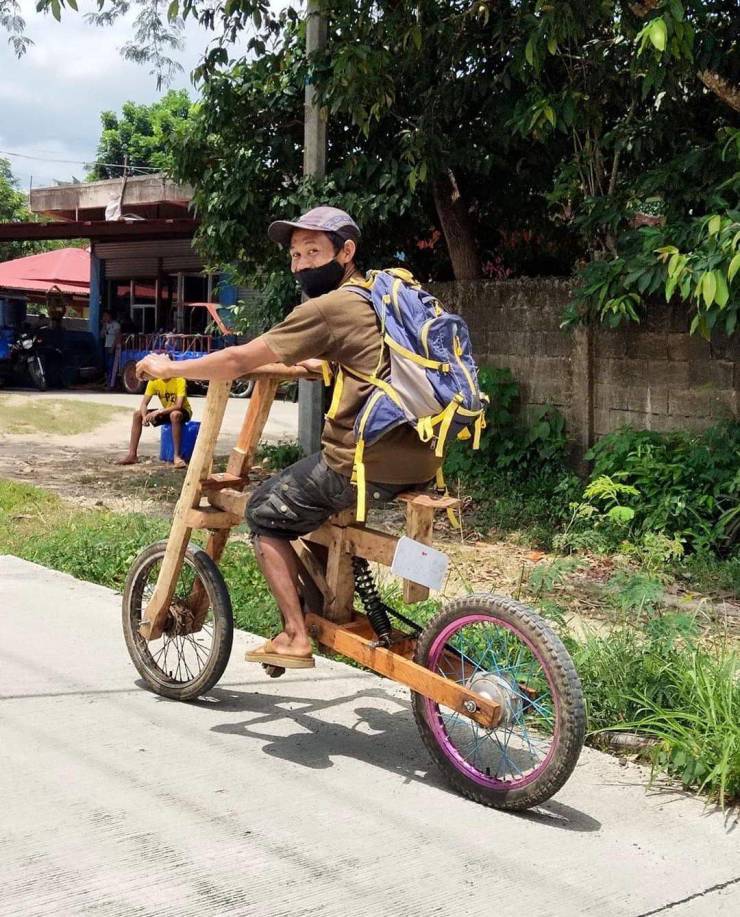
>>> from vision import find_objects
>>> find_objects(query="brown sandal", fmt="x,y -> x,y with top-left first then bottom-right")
244,639 -> 315,669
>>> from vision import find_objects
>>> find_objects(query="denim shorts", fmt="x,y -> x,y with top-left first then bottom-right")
245,452 -> 411,539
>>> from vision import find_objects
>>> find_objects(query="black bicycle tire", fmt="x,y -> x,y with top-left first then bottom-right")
412,593 -> 586,811
122,540 -> 233,701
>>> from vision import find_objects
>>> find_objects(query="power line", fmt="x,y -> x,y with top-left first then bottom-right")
0,148 -> 161,173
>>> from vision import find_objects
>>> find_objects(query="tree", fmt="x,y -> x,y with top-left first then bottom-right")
0,158 -> 37,261
87,89 -> 193,180
11,1 -> 739,334
169,0 -> 581,325
506,1 -> 739,336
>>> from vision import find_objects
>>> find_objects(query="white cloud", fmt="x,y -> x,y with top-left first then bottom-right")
0,0 -> 212,188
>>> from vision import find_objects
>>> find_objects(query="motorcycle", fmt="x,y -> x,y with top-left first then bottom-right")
10,332 -> 65,391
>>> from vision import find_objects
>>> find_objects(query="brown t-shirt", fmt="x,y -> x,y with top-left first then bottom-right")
260,280 -> 441,484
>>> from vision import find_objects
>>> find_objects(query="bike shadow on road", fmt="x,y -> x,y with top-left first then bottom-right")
192,681 -> 601,833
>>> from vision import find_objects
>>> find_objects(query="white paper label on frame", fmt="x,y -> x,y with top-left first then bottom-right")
391,536 -> 449,591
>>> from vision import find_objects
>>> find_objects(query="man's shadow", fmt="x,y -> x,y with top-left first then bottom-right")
191,682 -> 601,833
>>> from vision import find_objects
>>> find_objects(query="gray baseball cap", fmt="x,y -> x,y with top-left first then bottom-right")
268,205 -> 361,248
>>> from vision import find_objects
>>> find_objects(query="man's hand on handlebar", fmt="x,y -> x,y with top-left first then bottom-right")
136,353 -> 175,381
297,358 -> 324,373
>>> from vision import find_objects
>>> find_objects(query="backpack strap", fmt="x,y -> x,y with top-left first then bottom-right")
325,365 -> 345,420
384,334 -> 451,371
435,467 -> 461,530
351,389 -> 385,522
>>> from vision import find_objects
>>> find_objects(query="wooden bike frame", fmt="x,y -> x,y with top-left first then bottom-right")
139,369 -> 501,730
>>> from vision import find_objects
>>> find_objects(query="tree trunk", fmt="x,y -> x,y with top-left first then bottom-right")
698,71 -> 740,113
432,171 -> 482,281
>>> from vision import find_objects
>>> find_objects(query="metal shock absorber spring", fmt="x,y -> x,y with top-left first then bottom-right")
352,557 -> 392,646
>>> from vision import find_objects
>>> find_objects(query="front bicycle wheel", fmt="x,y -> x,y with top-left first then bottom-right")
412,594 -> 585,811
122,541 -> 233,700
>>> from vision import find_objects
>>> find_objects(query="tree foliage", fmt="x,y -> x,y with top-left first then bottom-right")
0,158 -> 38,261
16,0 -> 740,334
1,0 -> 30,56
508,1 -> 739,337
87,89 -> 193,180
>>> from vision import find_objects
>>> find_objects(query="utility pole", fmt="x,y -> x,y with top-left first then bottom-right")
298,0 -> 328,455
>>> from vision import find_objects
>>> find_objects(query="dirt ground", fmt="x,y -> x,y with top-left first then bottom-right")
0,388 -> 300,512
1,388 -> 737,632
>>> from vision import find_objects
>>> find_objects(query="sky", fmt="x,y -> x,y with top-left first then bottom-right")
0,1 -> 213,191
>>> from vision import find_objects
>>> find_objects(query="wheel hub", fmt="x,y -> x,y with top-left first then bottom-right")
164,600 -> 197,636
466,671 -> 523,727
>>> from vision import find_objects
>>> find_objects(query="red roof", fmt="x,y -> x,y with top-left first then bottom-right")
0,247 -> 90,299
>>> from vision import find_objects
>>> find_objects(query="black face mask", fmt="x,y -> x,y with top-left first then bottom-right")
295,257 -> 345,298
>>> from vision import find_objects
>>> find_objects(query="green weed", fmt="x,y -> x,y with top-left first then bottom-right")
256,440 -> 304,471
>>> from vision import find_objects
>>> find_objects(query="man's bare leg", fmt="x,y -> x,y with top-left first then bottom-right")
115,411 -> 143,465
252,535 -> 312,656
170,409 -> 187,468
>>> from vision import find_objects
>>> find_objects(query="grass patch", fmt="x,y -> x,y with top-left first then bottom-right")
0,478 -> 280,629
0,396 -> 129,436
571,623 -> 739,807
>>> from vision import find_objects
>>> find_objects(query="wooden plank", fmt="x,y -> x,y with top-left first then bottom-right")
307,522 -> 398,567
226,376 -> 280,479
342,526 -> 397,567
403,503 -> 435,603
306,613 -> 500,729
303,527 -> 332,550
396,491 -> 461,510
323,526 -> 355,623
341,614 -> 417,659
183,506 -> 242,530
207,488 -> 248,517
326,508 -> 357,528
200,473 -> 248,492
188,528 -> 229,629
140,379 -> 232,641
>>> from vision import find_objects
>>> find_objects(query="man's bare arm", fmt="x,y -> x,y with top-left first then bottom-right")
137,338 -> 279,383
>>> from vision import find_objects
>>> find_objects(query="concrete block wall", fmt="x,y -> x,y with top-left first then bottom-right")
428,279 -> 739,458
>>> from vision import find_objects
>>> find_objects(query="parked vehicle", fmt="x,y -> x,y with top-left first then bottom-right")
115,302 -> 255,398
9,330 -> 59,391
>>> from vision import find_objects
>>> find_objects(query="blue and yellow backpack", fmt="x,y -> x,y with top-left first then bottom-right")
323,268 -> 487,521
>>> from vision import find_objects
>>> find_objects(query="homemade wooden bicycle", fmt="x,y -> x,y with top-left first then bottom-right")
122,366 -> 586,810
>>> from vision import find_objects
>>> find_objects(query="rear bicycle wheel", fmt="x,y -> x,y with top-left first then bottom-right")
412,594 -> 585,811
122,540 -> 233,700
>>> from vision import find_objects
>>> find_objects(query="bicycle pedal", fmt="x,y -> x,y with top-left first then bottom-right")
262,663 -> 286,678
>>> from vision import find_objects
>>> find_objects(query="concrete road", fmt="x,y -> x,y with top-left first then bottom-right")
1,556 -> 738,917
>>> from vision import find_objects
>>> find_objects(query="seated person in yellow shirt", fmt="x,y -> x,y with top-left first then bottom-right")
115,373 -> 192,468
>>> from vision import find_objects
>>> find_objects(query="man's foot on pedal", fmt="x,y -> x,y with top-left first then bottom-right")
245,632 -> 314,669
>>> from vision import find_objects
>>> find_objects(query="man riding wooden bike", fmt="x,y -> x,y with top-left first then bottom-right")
137,206 -> 449,669
132,205 -> 585,812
